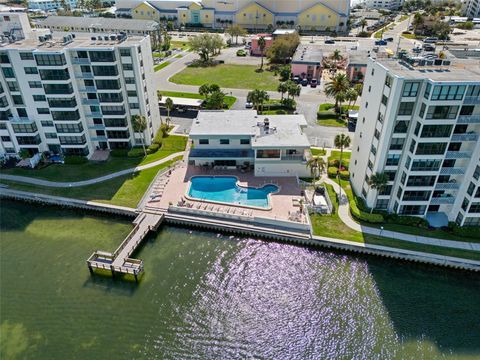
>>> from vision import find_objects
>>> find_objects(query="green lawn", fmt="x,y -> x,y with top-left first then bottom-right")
152,52 -> 166,58
170,41 -> 190,51
158,90 -> 237,109
317,103 -> 359,128
170,64 -> 280,91
0,157 -> 182,208
328,150 -> 351,168
399,14 -> 409,22
154,61 -> 171,72
175,54 -> 183,58
0,135 -> 187,182
402,33 -> 425,40
310,184 -> 480,261
311,148 -> 326,156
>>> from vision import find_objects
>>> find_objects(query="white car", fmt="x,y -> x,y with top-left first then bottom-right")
245,102 -> 253,109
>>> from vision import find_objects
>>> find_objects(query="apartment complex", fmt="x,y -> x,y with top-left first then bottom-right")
189,110 -> 311,177
28,0 -> 78,11
463,0 -> 480,18
363,0 -> 404,10
350,56 -> 480,227
0,33 -> 161,158
117,0 -> 350,32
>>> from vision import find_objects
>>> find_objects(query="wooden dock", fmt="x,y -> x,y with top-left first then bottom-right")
86,212 -> 164,282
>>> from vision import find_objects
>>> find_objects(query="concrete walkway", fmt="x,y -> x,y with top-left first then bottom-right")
319,173 -> 480,252
0,152 -> 184,188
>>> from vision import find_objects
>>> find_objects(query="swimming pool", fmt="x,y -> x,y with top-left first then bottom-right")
188,176 -> 279,209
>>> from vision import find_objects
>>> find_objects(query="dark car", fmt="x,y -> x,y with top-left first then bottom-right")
310,79 -> 318,88
423,44 -> 436,52
324,39 -> 335,44
293,76 -> 301,84
375,39 -> 387,46
301,78 -> 309,86
385,37 -> 394,42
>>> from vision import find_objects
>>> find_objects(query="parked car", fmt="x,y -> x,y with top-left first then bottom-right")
374,39 -> 387,46
423,37 -> 438,43
236,49 -> 247,57
385,37 -> 394,42
324,38 -> 335,44
423,44 -> 436,51
301,78 -> 309,86
293,76 -> 301,84
245,101 -> 253,108
310,79 -> 318,88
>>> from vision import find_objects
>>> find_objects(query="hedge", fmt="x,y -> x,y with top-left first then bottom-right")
327,166 -> 338,178
450,224 -> 480,239
110,149 -> 129,157
385,214 -> 429,228
328,159 -> 349,170
148,143 -> 160,153
64,156 -> 88,165
127,147 -> 145,158
344,186 -> 384,223
339,170 -> 349,181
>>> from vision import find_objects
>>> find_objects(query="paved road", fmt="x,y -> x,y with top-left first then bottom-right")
0,152 -> 184,187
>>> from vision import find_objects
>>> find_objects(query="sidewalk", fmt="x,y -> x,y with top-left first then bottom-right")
0,152 -> 184,188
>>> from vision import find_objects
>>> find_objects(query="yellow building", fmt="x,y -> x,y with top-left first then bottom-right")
125,0 -> 350,32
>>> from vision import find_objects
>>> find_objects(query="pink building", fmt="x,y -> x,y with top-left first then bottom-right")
250,33 -> 273,56
291,45 -> 323,81
346,53 -> 368,84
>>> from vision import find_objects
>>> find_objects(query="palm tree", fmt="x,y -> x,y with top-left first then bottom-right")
247,89 -> 269,113
360,18 -> 368,32
345,88 -> 358,110
324,73 -> 350,113
334,133 -> 351,197
286,81 -> 301,100
258,36 -> 266,71
368,172 -> 389,213
330,49 -> 343,66
132,114 -> 147,156
306,156 -> 326,186
335,92 -> 346,114
165,97 -> 174,126
277,82 -> 288,101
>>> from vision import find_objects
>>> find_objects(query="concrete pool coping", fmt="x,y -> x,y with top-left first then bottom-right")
184,175 -> 281,211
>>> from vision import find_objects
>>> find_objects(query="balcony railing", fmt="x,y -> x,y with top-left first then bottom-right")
91,136 -> 107,142
430,196 -> 455,205
440,167 -> 465,175
71,58 -> 90,65
8,116 -> 34,123
445,151 -> 472,159
451,133 -> 478,141
85,111 -> 102,117
464,96 -> 480,105
81,99 -> 100,105
78,86 -> 96,92
281,154 -> 307,161
457,115 -> 480,124
74,72 -> 94,79
435,182 -> 460,190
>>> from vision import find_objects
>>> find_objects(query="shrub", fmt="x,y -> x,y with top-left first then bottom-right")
329,159 -> 349,169
357,31 -> 370,37
64,156 -> 88,165
350,200 -> 384,223
339,170 -> 350,181
110,149 -> 129,157
127,147 -> 145,158
450,224 -> 480,239
318,103 -> 335,111
327,166 -> 338,178
148,143 -> 160,153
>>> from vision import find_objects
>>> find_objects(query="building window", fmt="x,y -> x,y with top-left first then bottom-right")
35,54 -> 66,66
41,120 -> 54,127
415,142 -> 447,155
12,123 -> 38,133
393,120 -> 409,133
45,132 -> 57,139
1,135 -> 11,142
37,108 -> 50,114
28,81 -> 42,88
467,182 -> 475,196
381,95 -> 388,106
398,102 -> 414,116
24,67 -> 38,74
376,199 -> 389,210
2,67 -> 15,78
12,95 -> 24,105
474,165 -> 480,180
20,52 -> 34,60
431,85 -> 466,101
389,138 -> 404,150
425,105 -> 459,120
220,139 -> 230,145
240,139 -> 250,145
424,83 -> 432,99
402,82 -> 420,97
199,139 -> 209,145
468,203 -> 480,213
385,75 -> 393,88
122,63 -> 133,70
33,95 -> 46,102
420,125 -> 453,138
371,144 -> 377,156
386,154 -> 401,166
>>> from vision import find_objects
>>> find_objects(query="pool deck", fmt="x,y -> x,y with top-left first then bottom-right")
145,163 -> 307,224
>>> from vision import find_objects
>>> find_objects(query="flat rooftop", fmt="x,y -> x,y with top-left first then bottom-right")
0,33 -> 145,50
190,110 -> 310,148
292,44 -> 323,64
375,57 -> 480,82
37,16 -> 160,31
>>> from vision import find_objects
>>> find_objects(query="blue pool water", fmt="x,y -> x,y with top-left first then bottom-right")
188,176 -> 278,208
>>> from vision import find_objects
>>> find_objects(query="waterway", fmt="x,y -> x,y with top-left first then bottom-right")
1,200 -> 480,359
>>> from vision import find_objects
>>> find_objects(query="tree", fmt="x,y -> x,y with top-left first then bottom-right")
165,97 -> 174,126
279,66 -> 291,81
190,33 -> 224,63
266,33 -> 300,64
412,12 -> 424,33
286,80 -> 301,100
277,82 -> 288,101
247,89 -> 269,113
330,49 -> 343,67
132,115 -> 147,156
258,36 -> 266,71
345,88 -> 358,110
432,20 -> 451,40
360,18 -> 368,32
334,133 -> 351,197
205,91 -> 225,109
306,156 -> 326,186
368,173 -> 389,213
324,73 -> 350,113
335,92 -> 346,114
226,24 -> 247,44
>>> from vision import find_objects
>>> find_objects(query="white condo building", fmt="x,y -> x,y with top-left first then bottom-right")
0,33 -> 161,158
350,56 -> 480,227
463,0 -> 480,18
363,0 -> 404,10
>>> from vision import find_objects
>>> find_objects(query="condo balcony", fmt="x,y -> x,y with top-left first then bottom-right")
464,96 -> 480,105
81,98 -> 100,105
440,167 -> 465,175
71,57 -> 91,65
435,182 -> 460,190
456,115 -> 480,124
451,132 -> 479,141
78,86 -> 97,92
430,196 -> 455,205
445,151 -> 472,159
